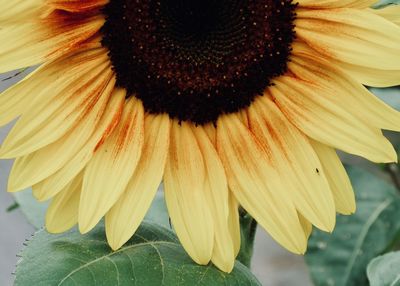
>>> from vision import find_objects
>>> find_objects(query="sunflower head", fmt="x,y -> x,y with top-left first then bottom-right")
101,0 -> 297,124
0,0 -> 400,274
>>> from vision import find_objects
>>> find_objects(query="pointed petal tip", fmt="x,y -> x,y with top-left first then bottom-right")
339,204 -> 356,216
0,142 -> 25,159
33,186 -> 59,202
0,147 -> 11,159
106,225 -> 128,252
45,224 -> 62,234
382,144 -> 398,163
186,250 -> 212,266
31,188 -> 48,202
213,261 -> 235,273
211,251 -> 236,273
307,209 -> 336,234
78,219 -> 96,235
289,242 -> 308,255
323,216 -> 336,233
6,185 -> 20,193
45,216 -> 72,234
108,239 -> 123,251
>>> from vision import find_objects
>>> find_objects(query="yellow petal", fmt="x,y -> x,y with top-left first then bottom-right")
271,77 -> 397,163
79,98 -> 144,233
298,213 -> 312,240
32,90 -> 124,201
203,123 -> 217,146
164,121 -> 214,265
105,114 -> 170,250
217,114 -> 307,254
298,0 -> 376,8
192,125 -> 235,273
371,5 -> 400,26
0,49 -> 112,158
0,15 -> 104,73
296,8 -> 400,71
248,97 -> 336,232
295,9 -> 400,70
45,172 -> 83,233
290,51 -> 400,132
7,76 -> 114,193
0,47 -> 93,127
0,0 -> 43,24
46,0 -> 108,13
228,194 -> 241,257
338,62 -> 400,88
311,141 -> 356,215
291,40 -> 400,88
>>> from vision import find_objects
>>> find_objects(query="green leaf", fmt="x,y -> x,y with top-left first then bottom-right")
13,189 -> 48,229
15,222 -> 261,286
305,166 -> 400,286
373,0 -> 400,8
367,252 -> 400,286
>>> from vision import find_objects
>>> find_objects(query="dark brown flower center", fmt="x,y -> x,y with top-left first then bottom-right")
101,0 -> 297,124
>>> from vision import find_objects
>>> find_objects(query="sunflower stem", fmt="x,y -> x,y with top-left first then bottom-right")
237,210 -> 258,268
385,163 -> 400,192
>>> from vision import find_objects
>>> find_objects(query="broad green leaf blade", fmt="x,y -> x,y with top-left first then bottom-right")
305,166 -> 400,286
13,189 -> 47,229
15,222 -> 261,286
367,252 -> 400,286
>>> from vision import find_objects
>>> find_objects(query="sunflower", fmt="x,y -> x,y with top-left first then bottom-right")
1,0 -> 400,273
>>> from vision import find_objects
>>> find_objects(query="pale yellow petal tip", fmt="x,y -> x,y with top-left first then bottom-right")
0,147 -> 8,159
186,251 -> 212,266
108,239 -> 123,251
212,261 -> 235,273
338,204 -> 357,216
313,213 -> 336,233
211,254 -> 235,273
31,189 -> 48,202
288,243 -> 307,255
78,219 -> 97,235
0,144 -> 17,159
282,236 -> 308,255
106,230 -> 127,251
6,184 -> 21,193
45,217 -> 74,234
384,147 -> 398,163
45,224 -> 65,234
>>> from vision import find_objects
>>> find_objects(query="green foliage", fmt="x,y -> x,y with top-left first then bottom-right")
14,222 -> 261,286
13,189 -> 261,285
6,201 -> 19,212
374,0 -> 400,8
367,252 -> 400,286
305,166 -> 400,286
237,212 -> 258,268
13,189 -> 47,229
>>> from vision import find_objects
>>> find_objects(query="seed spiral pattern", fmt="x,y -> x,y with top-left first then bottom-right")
102,0 -> 297,124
